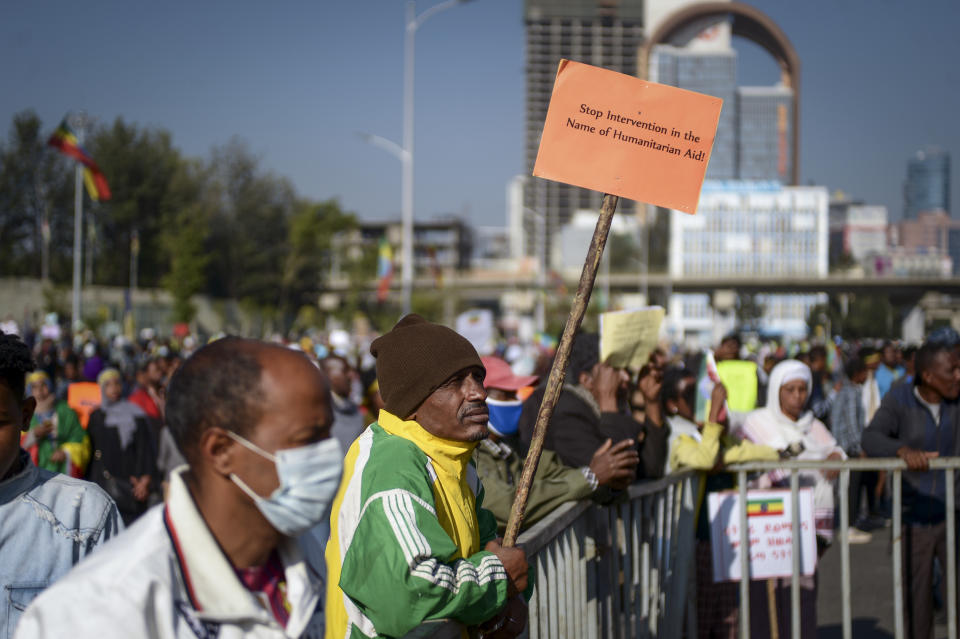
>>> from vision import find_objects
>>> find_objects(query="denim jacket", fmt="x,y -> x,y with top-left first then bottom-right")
1,449 -> 121,639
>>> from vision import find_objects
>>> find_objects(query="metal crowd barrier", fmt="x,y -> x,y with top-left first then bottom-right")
727,457 -> 960,639
408,471 -> 699,639
416,457 -> 960,639
515,471 -> 698,639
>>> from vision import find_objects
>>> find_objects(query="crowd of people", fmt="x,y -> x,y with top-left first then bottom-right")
0,316 -> 958,639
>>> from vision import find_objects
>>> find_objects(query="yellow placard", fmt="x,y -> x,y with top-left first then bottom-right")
599,307 -> 665,370
716,360 -> 759,412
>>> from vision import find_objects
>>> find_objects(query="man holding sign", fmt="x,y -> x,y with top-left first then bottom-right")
325,315 -> 529,639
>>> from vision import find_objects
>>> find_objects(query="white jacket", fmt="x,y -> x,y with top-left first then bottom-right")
15,467 -> 326,639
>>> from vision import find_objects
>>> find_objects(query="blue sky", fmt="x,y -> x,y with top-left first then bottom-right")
1,1 -> 957,226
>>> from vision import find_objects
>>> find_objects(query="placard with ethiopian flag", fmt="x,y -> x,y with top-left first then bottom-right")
708,488 -> 816,582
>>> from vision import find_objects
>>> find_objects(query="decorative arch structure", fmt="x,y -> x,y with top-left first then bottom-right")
639,2 -> 800,185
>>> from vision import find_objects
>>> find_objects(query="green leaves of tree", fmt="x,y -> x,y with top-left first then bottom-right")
0,111 -> 358,331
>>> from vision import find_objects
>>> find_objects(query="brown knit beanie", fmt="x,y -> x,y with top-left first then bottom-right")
370,314 -> 483,419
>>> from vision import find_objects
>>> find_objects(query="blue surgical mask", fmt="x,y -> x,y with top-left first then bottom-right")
486,397 -> 523,436
228,432 -> 343,537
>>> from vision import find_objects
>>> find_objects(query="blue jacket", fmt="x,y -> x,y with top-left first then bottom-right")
1,450 -> 121,638
875,364 -> 906,399
862,384 -> 960,524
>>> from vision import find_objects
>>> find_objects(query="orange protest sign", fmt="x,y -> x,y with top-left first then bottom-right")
67,381 -> 101,429
533,60 -> 723,214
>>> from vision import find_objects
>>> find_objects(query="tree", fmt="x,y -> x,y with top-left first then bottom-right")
830,251 -> 859,273
87,118 -> 182,288
281,198 -> 357,324
0,112 -> 376,336
736,293 -> 766,332
0,111 -> 74,281
608,232 -> 639,273
203,139 -> 295,325
161,159 -> 212,323
647,207 -> 671,272
807,294 -> 897,340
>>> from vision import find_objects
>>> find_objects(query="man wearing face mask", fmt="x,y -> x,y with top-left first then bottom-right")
475,356 -> 639,532
17,337 -> 341,639
325,315 -> 529,639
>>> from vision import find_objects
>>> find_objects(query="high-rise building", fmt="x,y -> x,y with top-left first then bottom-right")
519,0 -> 798,271
737,86 -> 793,182
904,147 -> 950,219
642,2 -> 807,342
523,0 -> 644,259
649,47 -> 794,182
650,45 -> 738,179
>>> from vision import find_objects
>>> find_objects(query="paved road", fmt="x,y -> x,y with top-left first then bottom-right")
817,527 -> 949,639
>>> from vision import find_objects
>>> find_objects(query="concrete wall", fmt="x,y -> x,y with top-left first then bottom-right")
0,278 -> 254,337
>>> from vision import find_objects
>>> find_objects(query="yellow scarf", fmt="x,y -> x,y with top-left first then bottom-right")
378,410 -> 481,559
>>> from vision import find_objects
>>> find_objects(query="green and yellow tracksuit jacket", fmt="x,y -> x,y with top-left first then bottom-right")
325,410 -> 509,639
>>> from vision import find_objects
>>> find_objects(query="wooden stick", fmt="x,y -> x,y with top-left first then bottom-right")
503,193 -> 619,546
767,579 -> 780,639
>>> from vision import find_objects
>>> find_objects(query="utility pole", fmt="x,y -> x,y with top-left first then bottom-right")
401,0 -> 472,315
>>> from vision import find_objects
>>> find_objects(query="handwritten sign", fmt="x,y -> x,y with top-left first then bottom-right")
716,359 -> 759,412
708,488 -> 816,582
456,309 -> 496,356
599,307 -> 664,370
532,60 -> 723,214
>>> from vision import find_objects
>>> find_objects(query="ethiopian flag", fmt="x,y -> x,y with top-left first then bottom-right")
47,119 -> 112,201
376,237 -> 394,302
747,497 -> 785,517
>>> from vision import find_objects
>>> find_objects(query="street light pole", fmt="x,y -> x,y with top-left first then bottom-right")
401,1 -> 416,316
523,205 -> 546,334
401,0 -> 469,316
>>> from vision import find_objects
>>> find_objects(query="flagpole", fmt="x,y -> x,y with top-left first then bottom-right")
68,111 -> 90,333
71,163 -> 83,331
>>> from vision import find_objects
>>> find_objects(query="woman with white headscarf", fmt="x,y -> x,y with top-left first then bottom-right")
740,359 -> 845,639
86,368 -> 158,526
